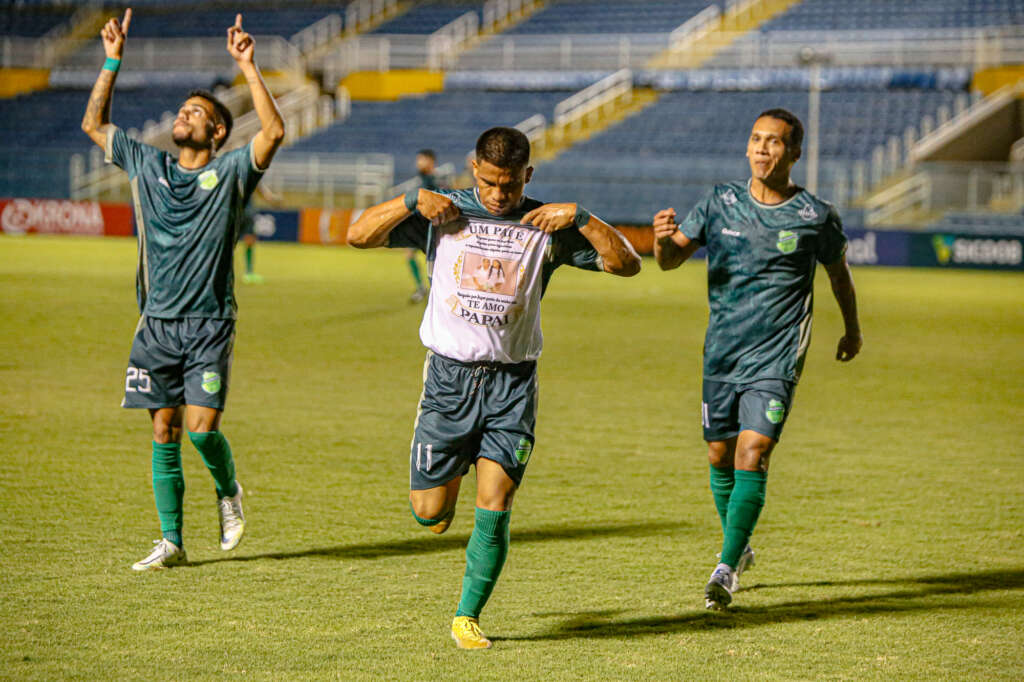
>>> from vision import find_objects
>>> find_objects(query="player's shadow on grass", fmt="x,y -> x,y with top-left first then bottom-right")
187,520 -> 686,566
494,567 -> 1024,642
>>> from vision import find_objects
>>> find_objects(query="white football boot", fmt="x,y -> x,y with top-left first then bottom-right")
132,538 -> 188,571
704,563 -> 734,610
731,545 -> 755,592
218,482 -> 245,551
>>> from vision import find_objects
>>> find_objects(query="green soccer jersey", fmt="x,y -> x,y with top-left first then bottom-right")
106,127 -> 264,319
679,180 -> 848,384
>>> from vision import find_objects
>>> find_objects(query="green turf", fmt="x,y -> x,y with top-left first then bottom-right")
1,236 -> 1022,680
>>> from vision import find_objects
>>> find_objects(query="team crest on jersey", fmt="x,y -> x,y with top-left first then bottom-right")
721,189 -> 738,206
201,371 -> 221,394
198,170 -> 219,191
798,203 -> 818,221
776,230 -> 798,254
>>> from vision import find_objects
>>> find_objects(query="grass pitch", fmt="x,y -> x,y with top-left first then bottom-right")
1,236 -> 1022,680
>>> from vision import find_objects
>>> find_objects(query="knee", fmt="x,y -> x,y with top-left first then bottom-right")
735,443 -> 772,473
707,441 -> 731,468
152,421 -> 180,444
475,488 -> 515,512
409,494 -> 447,524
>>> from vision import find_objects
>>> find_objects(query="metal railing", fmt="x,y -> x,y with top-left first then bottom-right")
261,151 -> 395,208
345,0 -> 400,36
707,27 -> 1024,69
456,32 -> 669,70
426,11 -> 480,70
70,84 -> 351,200
668,5 -> 721,49
291,13 -> 343,55
482,0 -> 536,33
387,162 -> 456,197
53,36 -> 304,73
553,68 -> 632,137
864,162 -> 1024,225
864,173 -> 932,226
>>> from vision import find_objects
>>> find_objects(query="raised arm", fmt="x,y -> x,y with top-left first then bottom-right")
81,9 -> 131,148
652,207 -> 700,271
227,14 -> 285,170
348,190 -> 460,249
824,254 -> 863,361
522,203 -> 641,276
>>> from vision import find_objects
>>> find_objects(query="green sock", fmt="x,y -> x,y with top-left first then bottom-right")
188,431 -> 238,499
152,442 -> 185,547
455,508 -> 510,619
407,256 -> 423,288
709,465 -> 735,534
721,470 -> 767,568
245,245 -> 254,274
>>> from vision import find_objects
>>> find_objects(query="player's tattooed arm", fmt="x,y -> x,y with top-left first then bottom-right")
824,254 -> 862,362
349,191 -> 458,249
228,14 -> 285,170
82,9 -> 131,148
523,204 -> 640,276
652,208 -> 699,271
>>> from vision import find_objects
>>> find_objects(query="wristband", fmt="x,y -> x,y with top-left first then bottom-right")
573,205 -> 591,229
403,191 -> 419,212
103,57 -> 121,72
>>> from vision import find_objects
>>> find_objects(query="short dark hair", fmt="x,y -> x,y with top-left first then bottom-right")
188,89 -> 233,150
475,127 -> 530,169
416,149 -> 436,160
756,108 -> 803,151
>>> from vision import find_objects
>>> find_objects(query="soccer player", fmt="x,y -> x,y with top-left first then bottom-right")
347,127 -> 641,649
405,149 -> 440,303
652,109 -> 862,609
80,9 -> 285,570
238,184 -> 280,284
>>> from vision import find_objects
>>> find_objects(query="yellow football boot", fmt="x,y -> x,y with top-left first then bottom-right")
451,616 -> 492,650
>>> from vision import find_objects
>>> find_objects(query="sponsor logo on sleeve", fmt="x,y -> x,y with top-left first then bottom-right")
721,189 -> 738,206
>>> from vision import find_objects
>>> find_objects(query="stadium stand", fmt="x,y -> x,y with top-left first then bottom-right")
749,0 -> 1024,31
0,86 -> 218,198
369,1 -> 477,34
930,211 -> 1024,234
526,89 -> 963,223
502,0 -> 716,35
289,90 -> 568,175
107,7 -> 343,38
0,5 -> 74,36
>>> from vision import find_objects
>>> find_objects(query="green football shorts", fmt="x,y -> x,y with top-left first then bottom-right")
409,351 -> 538,490
122,316 -> 235,410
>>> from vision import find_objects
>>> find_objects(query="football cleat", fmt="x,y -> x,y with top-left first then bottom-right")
242,272 -> 265,284
409,287 -> 428,303
731,545 -> 755,592
132,538 -> 188,571
430,507 -> 456,535
218,482 -> 245,551
704,563 -> 734,610
451,616 -> 492,650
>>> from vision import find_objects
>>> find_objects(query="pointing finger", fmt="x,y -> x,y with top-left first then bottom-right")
122,8 -> 132,34
235,13 -> 243,29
